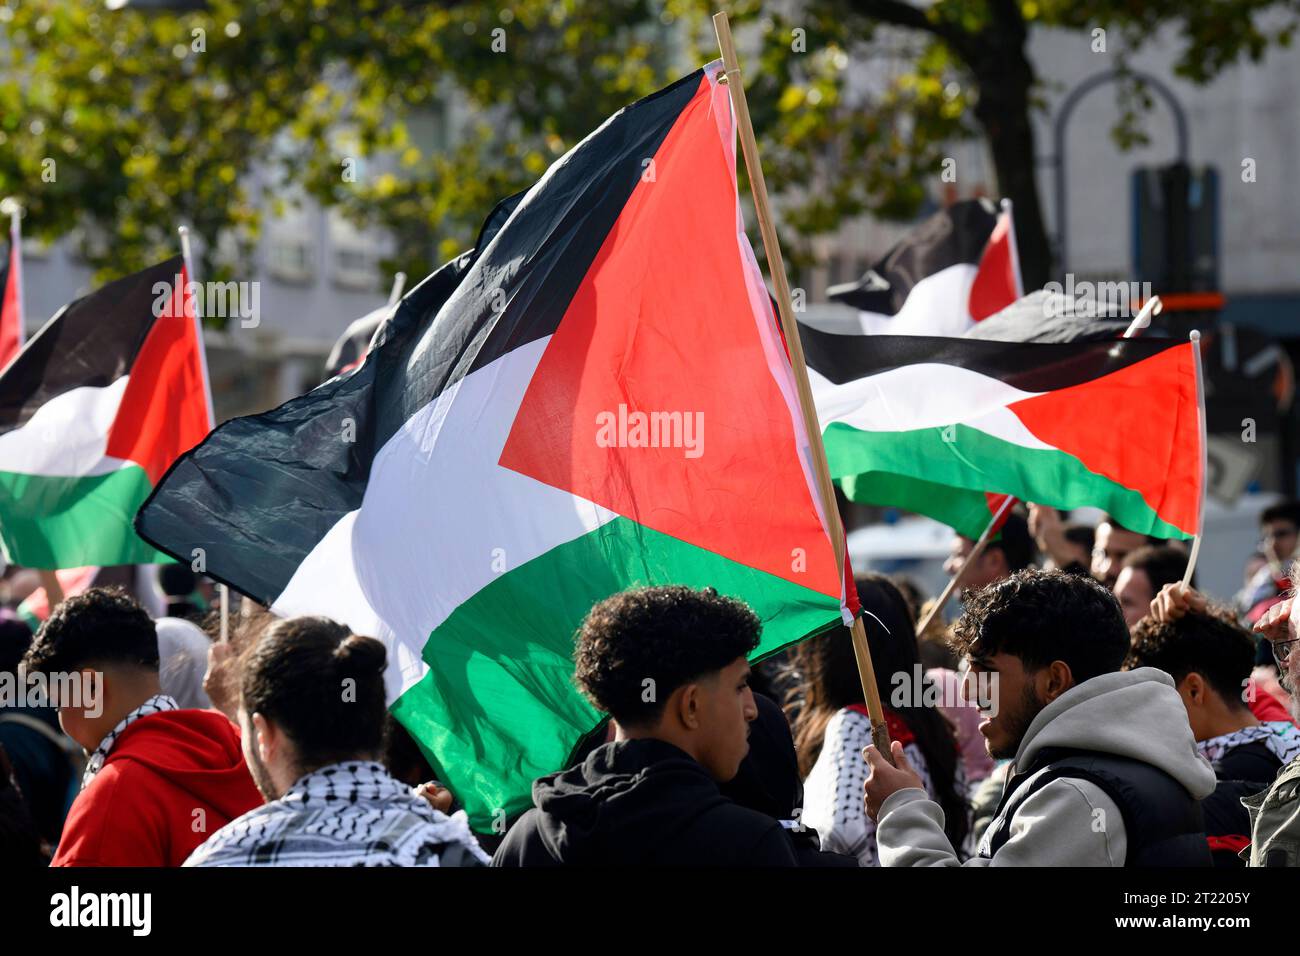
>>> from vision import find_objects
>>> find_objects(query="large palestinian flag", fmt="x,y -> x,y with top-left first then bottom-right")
827,198 -> 1021,336
0,258 -> 211,568
137,62 -> 851,830
0,227 -> 23,371
801,328 -> 1203,541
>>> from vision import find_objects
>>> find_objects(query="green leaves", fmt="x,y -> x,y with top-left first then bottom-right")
1,0 -> 1296,304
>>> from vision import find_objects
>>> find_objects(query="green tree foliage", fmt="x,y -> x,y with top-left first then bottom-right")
0,0 -> 1294,308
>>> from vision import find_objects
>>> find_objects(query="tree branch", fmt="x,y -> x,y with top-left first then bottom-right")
843,0 -> 977,63
844,0 -> 944,33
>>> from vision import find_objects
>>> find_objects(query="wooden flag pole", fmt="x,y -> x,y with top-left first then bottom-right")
713,11 -> 892,758
218,584 -> 230,643
915,495 -> 1017,636
1182,329 -> 1206,588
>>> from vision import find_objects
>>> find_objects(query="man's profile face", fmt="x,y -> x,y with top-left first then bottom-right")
691,656 -> 757,783
1092,523 -> 1147,589
1262,520 -> 1299,567
963,651 -> 1043,760
1113,566 -> 1153,629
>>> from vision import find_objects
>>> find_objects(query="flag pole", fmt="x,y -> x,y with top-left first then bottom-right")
179,225 -> 225,640
1124,295 -> 1163,339
915,495 -> 1016,636
713,11 -> 892,758
386,271 -> 407,308
178,226 -> 215,429
1182,329 -> 1206,588
8,200 -> 24,350
999,198 -> 1024,298
219,582 -> 229,643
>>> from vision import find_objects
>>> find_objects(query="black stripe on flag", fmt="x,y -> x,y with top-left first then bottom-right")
136,70 -> 708,604
826,199 -> 998,313
0,256 -> 183,436
799,324 -> 1186,393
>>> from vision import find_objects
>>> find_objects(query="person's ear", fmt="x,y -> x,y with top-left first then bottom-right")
1040,660 -> 1074,703
673,682 -> 702,731
251,712 -> 277,763
1181,673 -> 1206,707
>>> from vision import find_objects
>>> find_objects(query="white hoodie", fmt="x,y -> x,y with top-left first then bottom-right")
876,668 -> 1218,866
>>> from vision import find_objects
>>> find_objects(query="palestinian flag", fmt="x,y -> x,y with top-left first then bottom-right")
828,198 -> 1021,336
0,226 -> 23,371
136,62 -> 851,830
0,258 -> 211,569
801,328 -> 1203,541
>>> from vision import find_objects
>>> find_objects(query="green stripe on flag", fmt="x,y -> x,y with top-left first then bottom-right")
391,514 -> 844,832
0,464 -> 172,568
824,421 -> 1192,539
840,471 -> 995,540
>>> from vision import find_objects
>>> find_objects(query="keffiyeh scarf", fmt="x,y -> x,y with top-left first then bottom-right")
1198,721 -> 1300,767
185,760 -> 491,867
82,693 -> 179,787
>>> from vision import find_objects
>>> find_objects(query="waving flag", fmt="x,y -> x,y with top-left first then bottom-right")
828,198 -> 1021,336
801,328 -> 1203,541
0,258 -> 211,568
137,62 -> 850,829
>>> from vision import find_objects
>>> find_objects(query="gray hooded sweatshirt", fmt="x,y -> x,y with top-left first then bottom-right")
876,668 -> 1218,866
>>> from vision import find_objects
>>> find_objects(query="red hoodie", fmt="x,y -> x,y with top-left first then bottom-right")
52,709 -> 263,867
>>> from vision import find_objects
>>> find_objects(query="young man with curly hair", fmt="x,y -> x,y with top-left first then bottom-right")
492,585 -> 800,866
864,568 -> 1217,867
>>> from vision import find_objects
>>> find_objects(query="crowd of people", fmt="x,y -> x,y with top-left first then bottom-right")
3,500 -> 1300,867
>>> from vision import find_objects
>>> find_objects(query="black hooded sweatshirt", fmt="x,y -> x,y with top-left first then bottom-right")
492,738 -> 798,866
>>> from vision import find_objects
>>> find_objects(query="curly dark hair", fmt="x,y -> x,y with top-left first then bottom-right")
241,616 -> 388,769
573,586 -> 760,725
951,568 -> 1128,683
1126,607 -> 1256,706
22,586 -> 158,675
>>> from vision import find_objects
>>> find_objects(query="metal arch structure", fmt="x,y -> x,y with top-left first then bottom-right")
1052,68 -> 1190,276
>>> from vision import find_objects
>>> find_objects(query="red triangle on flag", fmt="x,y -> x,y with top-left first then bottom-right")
499,72 -> 842,600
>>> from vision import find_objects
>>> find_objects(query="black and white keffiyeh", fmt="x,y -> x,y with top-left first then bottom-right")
184,760 -> 491,867
1198,721 -> 1300,767
82,693 -> 179,787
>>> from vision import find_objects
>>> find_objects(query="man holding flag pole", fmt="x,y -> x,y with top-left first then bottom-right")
862,323 -> 1216,866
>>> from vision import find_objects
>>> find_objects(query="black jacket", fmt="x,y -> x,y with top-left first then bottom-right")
492,738 -> 799,866
985,746 -> 1212,867
1201,740 -> 1282,867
